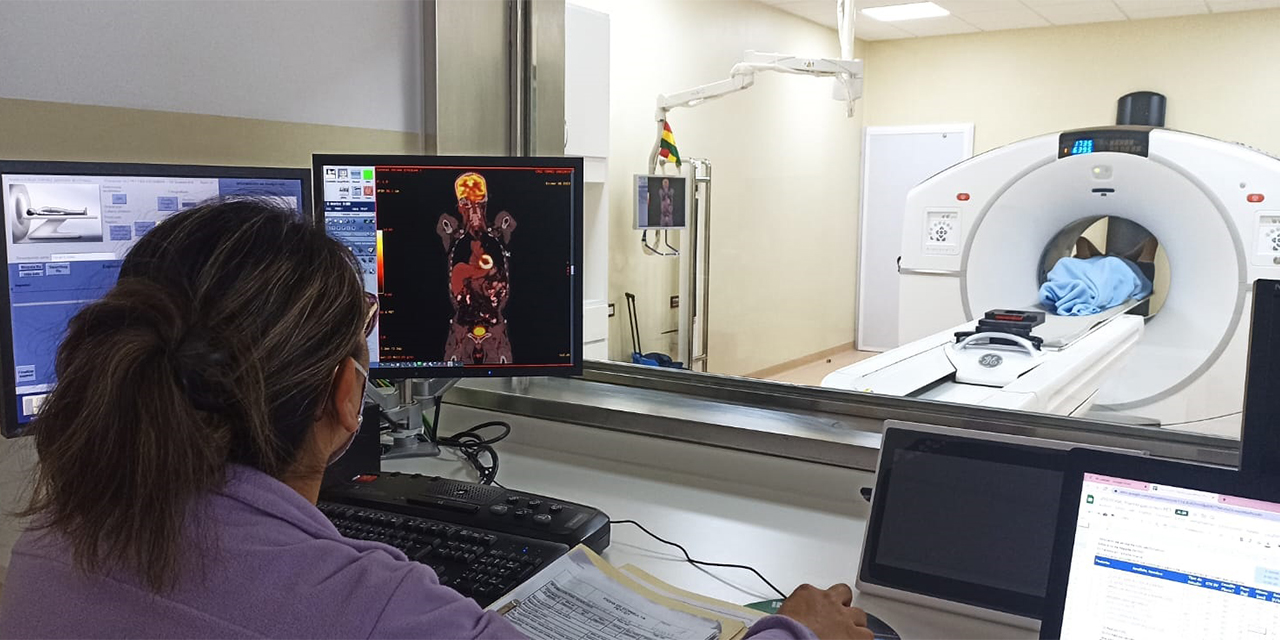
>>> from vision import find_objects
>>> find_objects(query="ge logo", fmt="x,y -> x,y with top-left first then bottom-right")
979,354 -> 1004,368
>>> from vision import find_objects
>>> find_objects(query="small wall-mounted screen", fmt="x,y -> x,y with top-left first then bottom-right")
634,174 -> 689,229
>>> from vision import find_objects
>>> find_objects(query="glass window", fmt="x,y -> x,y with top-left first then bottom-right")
579,0 -> 1280,443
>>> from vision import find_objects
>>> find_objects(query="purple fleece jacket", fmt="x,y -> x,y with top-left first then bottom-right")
0,465 -> 815,639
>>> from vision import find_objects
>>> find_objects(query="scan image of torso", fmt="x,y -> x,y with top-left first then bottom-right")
438,172 -> 517,364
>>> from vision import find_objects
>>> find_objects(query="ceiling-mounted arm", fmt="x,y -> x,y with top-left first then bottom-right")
654,50 -> 864,122
654,74 -> 756,122
649,51 -> 863,171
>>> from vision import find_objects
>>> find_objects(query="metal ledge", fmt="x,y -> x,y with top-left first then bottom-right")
446,361 -> 1240,471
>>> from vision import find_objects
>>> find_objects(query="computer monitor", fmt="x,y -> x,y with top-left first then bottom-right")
633,174 -> 689,229
1,161 -> 310,437
1042,449 -> 1280,639
314,155 -> 583,379
1242,279 -> 1280,475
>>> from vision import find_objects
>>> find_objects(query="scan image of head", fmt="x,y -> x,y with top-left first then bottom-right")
437,172 -> 517,365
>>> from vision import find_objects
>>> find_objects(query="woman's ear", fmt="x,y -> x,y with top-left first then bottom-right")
330,359 -> 364,435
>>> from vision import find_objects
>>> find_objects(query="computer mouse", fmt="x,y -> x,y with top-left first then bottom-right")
865,611 -> 901,640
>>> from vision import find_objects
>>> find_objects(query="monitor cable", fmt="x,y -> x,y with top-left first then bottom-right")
425,396 -> 511,486
608,519 -> 788,600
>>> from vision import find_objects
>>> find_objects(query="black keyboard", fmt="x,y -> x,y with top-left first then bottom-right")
318,502 -> 569,606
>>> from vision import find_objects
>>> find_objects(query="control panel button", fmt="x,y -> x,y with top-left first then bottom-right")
532,514 -> 553,526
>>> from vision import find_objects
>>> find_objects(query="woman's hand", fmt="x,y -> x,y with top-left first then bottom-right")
777,583 -> 874,640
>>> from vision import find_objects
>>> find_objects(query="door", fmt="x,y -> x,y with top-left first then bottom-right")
857,125 -> 973,351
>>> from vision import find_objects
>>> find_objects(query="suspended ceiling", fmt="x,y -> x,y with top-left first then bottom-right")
757,0 -> 1280,40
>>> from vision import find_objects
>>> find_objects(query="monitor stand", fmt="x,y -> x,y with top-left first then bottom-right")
372,378 -> 458,460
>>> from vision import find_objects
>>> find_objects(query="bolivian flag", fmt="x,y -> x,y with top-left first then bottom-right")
659,121 -> 681,167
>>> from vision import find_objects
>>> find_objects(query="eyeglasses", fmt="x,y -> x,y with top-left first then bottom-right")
363,291 -> 379,338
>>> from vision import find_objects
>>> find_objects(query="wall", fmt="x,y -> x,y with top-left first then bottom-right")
0,0 -> 426,579
861,9 -> 1280,156
0,0 -> 423,133
575,0 -> 864,376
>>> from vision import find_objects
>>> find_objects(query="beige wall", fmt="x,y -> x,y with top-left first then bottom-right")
0,98 -> 421,167
580,0 -> 864,376
861,9 -> 1280,156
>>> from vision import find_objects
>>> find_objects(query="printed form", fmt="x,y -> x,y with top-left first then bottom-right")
488,546 -> 741,640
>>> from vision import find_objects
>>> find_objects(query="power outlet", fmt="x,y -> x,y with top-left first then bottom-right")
670,295 -> 679,309
608,303 -> 616,317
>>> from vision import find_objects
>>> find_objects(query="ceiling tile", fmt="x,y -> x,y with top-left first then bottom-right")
1114,0 -> 1209,18
856,0 -> 934,7
851,18 -> 919,39
956,6 -> 1054,28
1029,0 -> 1129,24
756,0 -> 1251,39
890,14 -> 984,35
768,1 -> 836,26
936,0 -> 1022,11
1206,0 -> 1280,12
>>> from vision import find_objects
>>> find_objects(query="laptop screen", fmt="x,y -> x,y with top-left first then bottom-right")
1058,472 -> 1280,638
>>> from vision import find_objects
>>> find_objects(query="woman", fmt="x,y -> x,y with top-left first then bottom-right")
0,199 -> 870,639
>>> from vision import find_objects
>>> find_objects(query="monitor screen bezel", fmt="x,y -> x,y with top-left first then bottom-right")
859,426 -> 1071,621
1040,449 -> 1280,639
0,160 -> 312,438
312,154 -> 585,381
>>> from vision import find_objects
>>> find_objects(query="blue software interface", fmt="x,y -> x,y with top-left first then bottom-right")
3,172 -> 304,427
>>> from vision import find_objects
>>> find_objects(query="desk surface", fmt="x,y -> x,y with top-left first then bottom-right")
383,406 -> 1033,640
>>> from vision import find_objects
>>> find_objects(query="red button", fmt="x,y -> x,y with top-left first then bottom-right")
354,474 -> 379,483
1249,194 -> 1265,203
957,193 -> 971,201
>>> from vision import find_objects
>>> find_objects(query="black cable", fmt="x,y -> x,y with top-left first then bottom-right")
609,519 -> 787,600
1156,411 -> 1243,428
436,421 -> 511,486
429,396 -> 443,441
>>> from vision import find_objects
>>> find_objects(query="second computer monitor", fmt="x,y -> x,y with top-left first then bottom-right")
315,155 -> 583,379
1,160 -> 309,437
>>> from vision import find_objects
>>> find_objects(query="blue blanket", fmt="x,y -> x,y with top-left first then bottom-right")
1039,256 -> 1153,316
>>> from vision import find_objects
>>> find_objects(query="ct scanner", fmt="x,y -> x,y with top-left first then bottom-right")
824,126 -> 1280,437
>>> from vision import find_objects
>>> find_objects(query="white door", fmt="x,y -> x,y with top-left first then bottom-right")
858,125 -> 973,352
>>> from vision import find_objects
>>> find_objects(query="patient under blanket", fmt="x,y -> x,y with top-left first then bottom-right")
1039,256 -> 1152,316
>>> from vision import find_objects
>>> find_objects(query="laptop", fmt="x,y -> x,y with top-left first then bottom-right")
1041,449 -> 1280,639
857,422 -> 1143,629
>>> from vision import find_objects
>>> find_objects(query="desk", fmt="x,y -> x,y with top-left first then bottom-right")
381,405 -> 1033,640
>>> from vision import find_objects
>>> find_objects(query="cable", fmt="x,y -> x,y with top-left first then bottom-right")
435,420 -> 511,486
1155,411 -> 1242,428
428,396 -> 444,441
609,519 -> 787,600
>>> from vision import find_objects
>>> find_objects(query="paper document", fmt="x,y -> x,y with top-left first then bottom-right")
619,564 -> 766,629
488,546 -> 746,640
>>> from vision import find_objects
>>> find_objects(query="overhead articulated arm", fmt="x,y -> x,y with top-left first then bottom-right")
654,50 -> 864,122
650,51 -> 864,171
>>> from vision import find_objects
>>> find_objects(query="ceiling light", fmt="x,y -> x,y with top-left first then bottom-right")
861,2 -> 950,22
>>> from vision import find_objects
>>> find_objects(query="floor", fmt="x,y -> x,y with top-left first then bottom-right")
754,348 -> 878,387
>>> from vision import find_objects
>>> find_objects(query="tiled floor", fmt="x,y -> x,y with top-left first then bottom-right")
756,348 -> 878,387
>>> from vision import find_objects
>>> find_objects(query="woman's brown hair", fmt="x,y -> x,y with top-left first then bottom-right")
20,198 -> 366,592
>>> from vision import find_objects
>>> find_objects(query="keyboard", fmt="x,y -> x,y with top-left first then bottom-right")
318,501 -> 569,606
